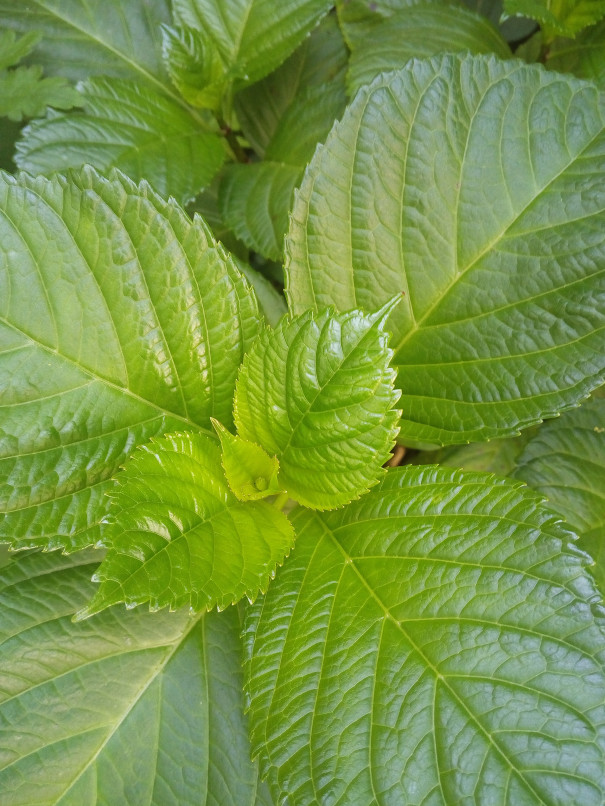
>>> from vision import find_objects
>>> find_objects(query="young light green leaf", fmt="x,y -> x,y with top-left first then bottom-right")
0,29 -> 40,71
514,397 -> 605,594
212,418 -> 283,501
245,466 -> 605,805
234,300 -> 402,510
16,77 -> 225,205
504,0 -> 605,38
0,0 -> 172,88
172,0 -> 334,85
286,53 -> 605,447
161,24 -> 228,110
0,549 -> 263,805
346,4 -> 511,95
78,432 -> 295,618
0,65 -> 80,121
0,167 -> 262,553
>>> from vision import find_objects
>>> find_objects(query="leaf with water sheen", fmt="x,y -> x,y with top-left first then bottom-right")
78,432 -> 295,618
514,397 -> 605,594
245,465 -> 605,805
0,167 -> 261,553
16,77 -> 225,204
234,301 -> 401,510
286,54 -> 605,446
0,549 -> 265,805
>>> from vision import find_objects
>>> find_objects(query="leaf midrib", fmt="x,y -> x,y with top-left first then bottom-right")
312,510 -> 578,806
392,80 -> 605,356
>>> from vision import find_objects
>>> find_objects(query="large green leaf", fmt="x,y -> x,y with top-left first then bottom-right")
15,77 -> 224,205
504,0 -> 605,38
244,466 -> 605,805
234,301 -> 401,510
0,549 -> 265,805
346,4 -> 511,95
172,0 -> 334,85
514,397 -> 605,594
0,0 -> 172,89
78,433 -> 294,618
286,54 -> 605,447
0,168 -> 261,553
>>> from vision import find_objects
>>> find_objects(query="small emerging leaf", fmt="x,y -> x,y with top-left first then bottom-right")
0,29 -> 40,71
234,299 -> 402,510
212,418 -> 283,501
77,432 -> 295,619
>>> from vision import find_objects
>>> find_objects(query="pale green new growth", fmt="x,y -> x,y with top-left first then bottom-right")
77,433 -> 295,618
234,299 -> 402,510
212,418 -> 283,501
504,0 -> 605,38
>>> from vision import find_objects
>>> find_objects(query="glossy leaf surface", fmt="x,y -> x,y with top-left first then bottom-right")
234,302 -> 401,509
16,77 -> 224,204
286,54 -> 605,446
172,0 -> 333,85
515,397 -> 605,594
245,466 -> 605,805
79,433 -> 295,617
0,168 -> 261,552
0,549 -> 263,805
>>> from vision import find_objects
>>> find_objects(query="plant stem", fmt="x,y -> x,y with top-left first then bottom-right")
273,492 -> 289,511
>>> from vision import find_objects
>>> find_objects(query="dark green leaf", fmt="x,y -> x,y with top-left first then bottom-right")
514,397 -> 605,594
172,0 -> 334,85
16,77 -> 225,204
245,466 -> 605,805
0,549 -> 262,805
546,20 -> 605,88
286,54 -> 605,446
0,168 -> 262,552
78,432 -> 295,617
234,301 -> 402,509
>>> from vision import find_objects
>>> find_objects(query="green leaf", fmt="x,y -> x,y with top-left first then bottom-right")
234,14 -> 348,157
212,419 -> 284,501
0,167 -> 262,553
286,54 -> 605,447
0,0 -> 172,89
234,301 -> 402,510
172,0 -> 334,85
514,397 -> 605,595
546,20 -> 605,88
415,432 -> 534,475
244,466 -> 605,805
504,0 -> 605,38
15,77 -> 225,205
78,432 -> 295,618
0,549 -> 263,805
0,29 -> 80,122
219,162 -> 303,261
0,29 -> 40,71
161,24 -> 228,111
346,4 -> 511,95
